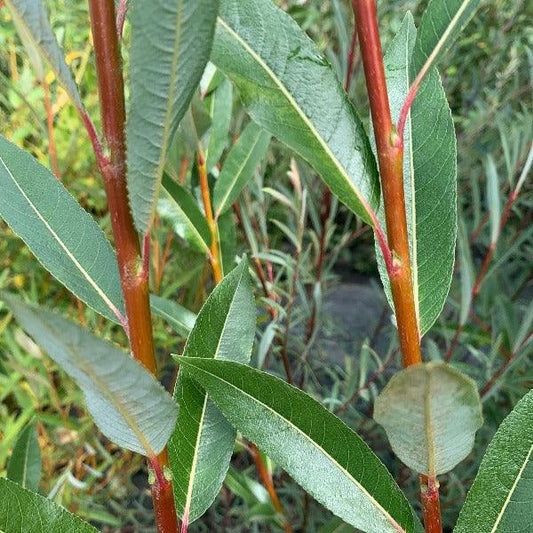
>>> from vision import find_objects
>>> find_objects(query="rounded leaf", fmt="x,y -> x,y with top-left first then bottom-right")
374,362 -> 483,476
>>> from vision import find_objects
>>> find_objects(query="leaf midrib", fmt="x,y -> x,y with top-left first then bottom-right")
490,443 -> 533,532
180,268 -> 246,516
216,15 -> 372,222
185,361 -> 407,533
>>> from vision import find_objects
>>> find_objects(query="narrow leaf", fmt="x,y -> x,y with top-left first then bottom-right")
213,122 -> 271,217
169,260 -> 255,524
7,420 -> 41,491
211,0 -> 379,224
217,209 -> 237,275
126,0 -> 219,234
5,0 -> 83,107
1,293 -> 177,457
159,174 -> 211,254
485,155 -> 501,245
206,78 -> 233,170
377,14 -> 457,334
455,389 -> 533,532
374,362 -> 483,476
0,136 -> 125,323
0,478 -> 97,533
150,295 -> 196,337
177,357 -> 420,533
413,0 -> 481,76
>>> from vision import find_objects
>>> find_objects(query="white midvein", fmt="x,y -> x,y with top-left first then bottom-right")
191,365 -> 407,533
0,157 -> 123,321
490,443 -> 533,532
216,17 -> 372,221
182,269 -> 245,515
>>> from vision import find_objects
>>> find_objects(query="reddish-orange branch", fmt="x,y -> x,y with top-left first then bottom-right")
87,1 -> 178,531
352,0 -> 421,369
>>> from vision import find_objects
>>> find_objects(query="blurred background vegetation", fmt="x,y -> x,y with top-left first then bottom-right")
0,0 -> 531,531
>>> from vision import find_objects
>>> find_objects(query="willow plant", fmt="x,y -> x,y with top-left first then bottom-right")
0,1 -> 531,533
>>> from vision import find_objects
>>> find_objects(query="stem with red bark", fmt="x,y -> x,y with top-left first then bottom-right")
87,1 -> 178,531
352,1 -> 439,531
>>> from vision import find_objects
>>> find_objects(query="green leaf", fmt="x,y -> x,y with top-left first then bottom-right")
377,13 -> 457,335
485,155 -> 501,245
150,294 -> 196,337
206,78 -> 233,170
1,293 -> 177,457
374,362 -> 483,476
213,122 -> 271,217
159,174 -> 211,254
455,389 -> 533,532
5,0 -> 83,107
0,478 -> 97,533
177,357 -> 420,533
211,0 -> 379,225
169,260 -> 255,524
413,0 -> 481,75
6,419 -> 41,491
0,135 -> 125,324
126,0 -> 219,234
217,209 -> 237,275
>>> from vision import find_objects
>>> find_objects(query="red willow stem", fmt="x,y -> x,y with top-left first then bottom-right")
352,1 -> 438,531
352,0 -> 422,369
87,2 -> 178,532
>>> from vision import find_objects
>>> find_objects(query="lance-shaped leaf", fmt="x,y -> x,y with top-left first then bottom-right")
176,357 -> 420,533
454,389 -> 533,532
169,260 -> 255,525
0,136 -> 125,324
412,0 -> 481,76
213,121 -> 271,217
7,419 -> 41,491
0,478 -> 97,533
5,0 -> 83,108
206,78 -> 233,171
158,174 -> 211,254
1,293 -> 177,457
211,0 -> 379,225
374,362 -> 483,476
376,14 -> 456,334
217,209 -> 237,275
126,0 -> 219,234
150,295 -> 196,337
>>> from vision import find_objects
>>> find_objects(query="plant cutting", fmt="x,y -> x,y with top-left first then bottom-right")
0,0 -> 531,532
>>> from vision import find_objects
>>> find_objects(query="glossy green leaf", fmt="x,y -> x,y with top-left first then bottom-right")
177,357 -> 420,533
213,122 -> 271,217
377,14 -> 456,334
5,0 -> 83,107
126,0 -> 219,234
159,174 -> 211,254
1,293 -> 177,457
211,0 -> 379,225
413,0 -> 481,75
6,420 -> 41,491
150,295 -> 196,337
455,389 -> 533,532
169,260 -> 255,524
0,478 -> 97,533
374,362 -> 483,476
206,78 -> 233,171
0,135 -> 125,324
